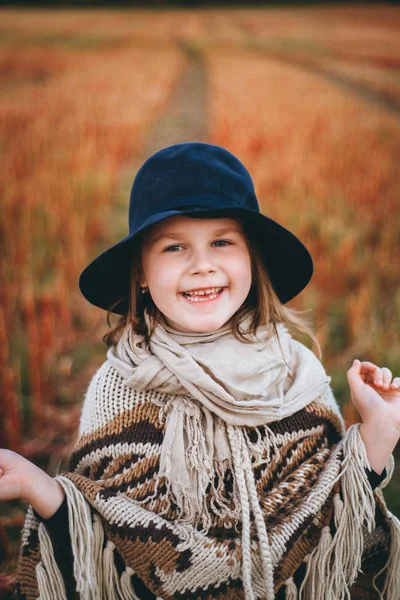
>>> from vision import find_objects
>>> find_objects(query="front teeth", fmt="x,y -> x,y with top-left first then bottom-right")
183,287 -> 223,302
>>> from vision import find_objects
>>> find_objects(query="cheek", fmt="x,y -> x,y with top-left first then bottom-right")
232,253 -> 252,288
147,269 -> 179,301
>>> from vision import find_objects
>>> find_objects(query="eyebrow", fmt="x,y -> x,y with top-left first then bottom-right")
148,226 -> 242,246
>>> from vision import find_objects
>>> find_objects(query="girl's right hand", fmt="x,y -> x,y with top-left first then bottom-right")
0,449 -> 65,519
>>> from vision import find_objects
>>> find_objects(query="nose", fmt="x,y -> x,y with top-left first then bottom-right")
188,247 -> 216,276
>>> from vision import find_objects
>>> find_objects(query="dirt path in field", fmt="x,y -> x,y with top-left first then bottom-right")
112,44 -> 208,242
142,45 -> 208,157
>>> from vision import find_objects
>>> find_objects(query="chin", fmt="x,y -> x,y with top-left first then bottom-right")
163,316 -> 224,333
188,316 -> 230,333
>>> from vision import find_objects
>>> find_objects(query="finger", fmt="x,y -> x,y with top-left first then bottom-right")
381,367 -> 392,389
349,360 -> 382,388
390,377 -> 400,389
355,361 -> 382,384
347,359 -> 366,392
357,361 -> 379,371
371,366 -> 383,387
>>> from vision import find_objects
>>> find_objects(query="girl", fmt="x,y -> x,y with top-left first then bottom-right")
1,142 -> 400,600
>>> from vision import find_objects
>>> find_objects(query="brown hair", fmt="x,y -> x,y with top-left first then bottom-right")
103,218 -> 322,361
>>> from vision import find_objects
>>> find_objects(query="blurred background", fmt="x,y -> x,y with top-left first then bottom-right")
1,2 -> 400,596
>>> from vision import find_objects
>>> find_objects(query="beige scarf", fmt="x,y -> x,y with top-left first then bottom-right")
107,309 -> 331,523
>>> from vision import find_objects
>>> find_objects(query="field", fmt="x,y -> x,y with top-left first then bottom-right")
1,5 -> 400,595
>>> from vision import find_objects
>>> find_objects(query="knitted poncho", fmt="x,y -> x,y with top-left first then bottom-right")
15,318 -> 400,600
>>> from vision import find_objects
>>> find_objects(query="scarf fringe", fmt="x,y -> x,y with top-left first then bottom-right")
242,423 -> 280,467
158,401 -> 282,536
208,459 -> 241,520
297,424 -> 400,600
153,454 -> 242,536
157,398 -> 242,533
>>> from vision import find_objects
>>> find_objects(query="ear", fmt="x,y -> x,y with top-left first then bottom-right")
138,271 -> 147,288
136,262 -> 147,288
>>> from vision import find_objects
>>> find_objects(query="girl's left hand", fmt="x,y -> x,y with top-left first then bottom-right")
347,360 -> 400,431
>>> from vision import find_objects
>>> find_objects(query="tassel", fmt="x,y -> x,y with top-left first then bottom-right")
226,425 -> 255,600
158,396 -> 213,526
379,454 -> 395,490
327,424 -> 376,598
284,576 -> 298,599
36,524 -> 68,600
103,540 -> 123,600
298,526 -> 332,600
243,455 -> 275,600
300,424 -> 385,600
55,475 -> 102,599
120,566 -> 143,600
92,513 -> 105,593
36,563 -> 54,600
333,492 -> 344,529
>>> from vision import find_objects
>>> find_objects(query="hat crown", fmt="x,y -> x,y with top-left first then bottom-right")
128,142 -> 259,232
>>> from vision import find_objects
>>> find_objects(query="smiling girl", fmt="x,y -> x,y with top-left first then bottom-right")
1,142 -> 400,600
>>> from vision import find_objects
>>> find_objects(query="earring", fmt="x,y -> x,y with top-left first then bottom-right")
141,286 -> 149,294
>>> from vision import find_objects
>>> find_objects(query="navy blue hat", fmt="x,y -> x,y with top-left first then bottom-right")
79,142 -> 313,314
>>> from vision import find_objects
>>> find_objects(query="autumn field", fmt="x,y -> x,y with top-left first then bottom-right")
1,5 -> 400,595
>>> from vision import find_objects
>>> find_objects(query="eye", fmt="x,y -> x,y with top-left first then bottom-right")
163,240 -> 231,252
213,240 -> 231,247
164,244 -> 183,252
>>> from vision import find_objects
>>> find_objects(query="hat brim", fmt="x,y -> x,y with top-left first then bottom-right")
79,206 -> 313,314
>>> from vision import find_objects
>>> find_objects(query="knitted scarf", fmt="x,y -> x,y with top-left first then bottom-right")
15,315 -> 400,600
106,310 -> 331,526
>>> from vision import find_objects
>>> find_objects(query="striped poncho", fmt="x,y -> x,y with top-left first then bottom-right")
16,359 -> 400,600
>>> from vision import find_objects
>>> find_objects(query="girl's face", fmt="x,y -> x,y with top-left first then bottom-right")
140,216 -> 252,333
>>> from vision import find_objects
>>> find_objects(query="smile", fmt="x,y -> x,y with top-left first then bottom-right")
181,287 -> 225,302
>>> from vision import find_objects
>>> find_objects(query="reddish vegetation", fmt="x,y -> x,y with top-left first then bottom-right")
204,29 -> 400,420
0,40 -> 185,450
